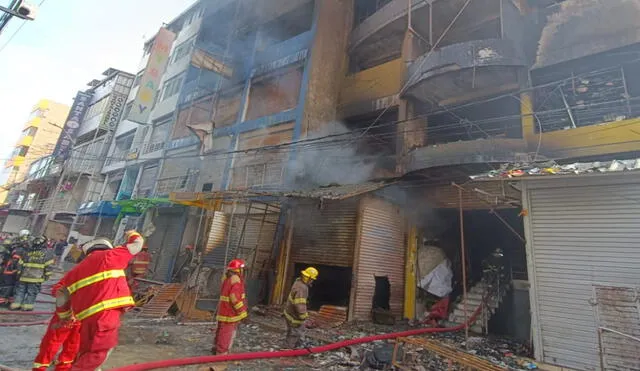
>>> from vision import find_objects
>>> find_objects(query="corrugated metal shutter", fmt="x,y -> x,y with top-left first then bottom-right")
137,165 -> 158,197
148,209 -> 186,282
203,210 -> 279,277
290,200 -> 358,268
525,179 -> 640,370
353,197 -> 405,321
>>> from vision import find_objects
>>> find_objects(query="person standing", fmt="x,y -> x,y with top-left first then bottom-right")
10,236 -> 54,311
32,281 -> 82,371
213,259 -> 248,355
54,231 -> 144,370
284,267 -> 318,348
128,243 -> 152,292
0,249 -> 21,306
53,239 -> 68,267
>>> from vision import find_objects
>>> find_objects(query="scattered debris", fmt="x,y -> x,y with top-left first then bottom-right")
137,283 -> 185,318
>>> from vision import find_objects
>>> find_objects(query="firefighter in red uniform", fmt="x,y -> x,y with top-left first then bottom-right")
54,231 -> 144,370
213,258 -> 248,355
128,243 -> 151,293
32,280 -> 84,371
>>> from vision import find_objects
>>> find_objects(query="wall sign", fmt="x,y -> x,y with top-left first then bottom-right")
52,91 -> 93,160
128,27 -> 176,124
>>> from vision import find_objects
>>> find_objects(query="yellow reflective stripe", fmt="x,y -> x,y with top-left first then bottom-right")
289,297 -> 307,305
57,360 -> 73,365
216,310 -> 248,323
67,269 -> 126,294
283,310 -> 304,325
33,362 -> 50,368
57,310 -> 72,319
300,312 -> 309,319
75,296 -> 134,320
134,261 -> 151,265
219,293 -> 246,302
233,301 -> 244,310
45,259 -> 54,266
20,277 -> 44,283
23,262 -> 46,268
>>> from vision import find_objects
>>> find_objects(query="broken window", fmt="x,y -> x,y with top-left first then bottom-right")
246,67 -> 302,121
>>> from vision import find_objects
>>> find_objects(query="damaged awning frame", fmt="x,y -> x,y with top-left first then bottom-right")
169,181 -> 396,209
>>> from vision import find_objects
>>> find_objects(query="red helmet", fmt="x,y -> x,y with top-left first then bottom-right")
227,259 -> 245,271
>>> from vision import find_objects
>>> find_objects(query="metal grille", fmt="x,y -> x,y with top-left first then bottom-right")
353,197 -> 405,320
137,283 -> 185,318
525,179 -> 640,370
148,211 -> 186,282
155,170 -> 199,197
595,285 -> 640,371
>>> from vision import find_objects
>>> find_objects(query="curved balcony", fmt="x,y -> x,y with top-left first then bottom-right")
407,138 -> 529,172
404,38 -> 527,106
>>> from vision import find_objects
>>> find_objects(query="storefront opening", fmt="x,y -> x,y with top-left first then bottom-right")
293,263 -> 352,310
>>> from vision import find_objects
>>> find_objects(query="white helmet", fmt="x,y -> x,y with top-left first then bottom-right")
81,238 -> 113,255
18,229 -> 30,237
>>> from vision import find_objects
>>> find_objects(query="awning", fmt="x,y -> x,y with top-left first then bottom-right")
169,181 -> 393,209
77,201 -> 122,217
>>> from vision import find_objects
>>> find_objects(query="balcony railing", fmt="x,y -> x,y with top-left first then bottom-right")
155,171 -> 199,197
34,195 -> 80,214
231,162 -> 286,190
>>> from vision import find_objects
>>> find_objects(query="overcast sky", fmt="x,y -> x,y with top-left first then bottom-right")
0,0 -> 197,181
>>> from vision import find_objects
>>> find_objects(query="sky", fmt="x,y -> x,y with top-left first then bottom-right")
0,0 -> 197,181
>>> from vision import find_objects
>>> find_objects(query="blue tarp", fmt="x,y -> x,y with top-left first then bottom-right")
76,201 -> 123,217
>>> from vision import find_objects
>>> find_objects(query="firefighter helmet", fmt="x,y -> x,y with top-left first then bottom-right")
2,238 -> 12,246
82,238 -> 114,255
227,259 -> 246,272
31,235 -> 47,248
18,229 -> 30,238
301,267 -> 319,280
124,230 -> 144,255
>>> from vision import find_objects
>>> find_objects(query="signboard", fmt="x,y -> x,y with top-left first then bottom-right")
52,91 -> 93,160
127,27 -> 176,124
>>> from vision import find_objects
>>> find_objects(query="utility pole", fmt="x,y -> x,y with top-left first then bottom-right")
0,0 -> 38,35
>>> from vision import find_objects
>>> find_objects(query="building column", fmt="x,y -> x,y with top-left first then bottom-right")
520,92 -> 537,151
397,27 -> 428,174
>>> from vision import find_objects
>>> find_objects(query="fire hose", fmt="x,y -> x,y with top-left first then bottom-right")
111,304 -> 484,371
0,310 -> 53,327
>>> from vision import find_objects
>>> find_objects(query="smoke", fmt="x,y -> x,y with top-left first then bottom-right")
289,122 -> 379,189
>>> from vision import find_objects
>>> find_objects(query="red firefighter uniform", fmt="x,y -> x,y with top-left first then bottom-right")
55,232 -> 143,371
128,246 -> 151,292
214,259 -> 248,355
32,282 -> 81,371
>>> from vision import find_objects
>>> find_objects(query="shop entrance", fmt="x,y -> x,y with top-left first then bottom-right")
293,263 -> 352,310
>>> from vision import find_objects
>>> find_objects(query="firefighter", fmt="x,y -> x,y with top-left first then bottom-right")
54,231 -> 144,370
128,243 -> 151,292
213,258 -> 248,355
11,236 -> 54,311
0,249 -> 21,306
32,281 -> 83,371
284,266 -> 318,348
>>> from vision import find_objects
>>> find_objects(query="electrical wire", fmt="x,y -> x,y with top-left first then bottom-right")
0,0 -> 47,54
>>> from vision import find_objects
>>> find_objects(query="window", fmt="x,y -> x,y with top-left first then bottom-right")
160,73 -> 185,101
115,132 -> 135,152
12,146 -> 28,157
171,37 -> 195,64
133,70 -> 144,88
84,95 -> 110,120
21,127 -> 37,138
123,101 -> 133,119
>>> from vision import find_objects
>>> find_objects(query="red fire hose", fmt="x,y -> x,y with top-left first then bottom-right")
0,310 -> 53,315
112,305 -> 484,371
0,319 -> 49,327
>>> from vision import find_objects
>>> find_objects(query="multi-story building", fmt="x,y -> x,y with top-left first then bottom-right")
0,99 -> 69,233
26,69 -> 134,239
32,1 -> 637,368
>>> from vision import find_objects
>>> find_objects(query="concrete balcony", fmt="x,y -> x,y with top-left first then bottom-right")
18,135 -> 33,147
407,138 -> 529,172
23,117 -> 42,129
5,155 -> 25,169
35,195 -> 79,215
404,38 -> 527,106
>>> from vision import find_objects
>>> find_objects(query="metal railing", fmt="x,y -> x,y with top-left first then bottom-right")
154,171 -> 199,197
231,162 -> 285,190
35,195 -> 80,214
141,141 -> 165,155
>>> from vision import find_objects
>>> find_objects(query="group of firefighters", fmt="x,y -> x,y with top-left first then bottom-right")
1,226 -> 318,370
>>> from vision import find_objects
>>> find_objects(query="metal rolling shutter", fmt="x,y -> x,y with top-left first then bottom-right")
290,200 -> 358,268
148,209 -> 186,282
353,197 -> 405,321
203,211 -> 279,276
525,179 -> 640,370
